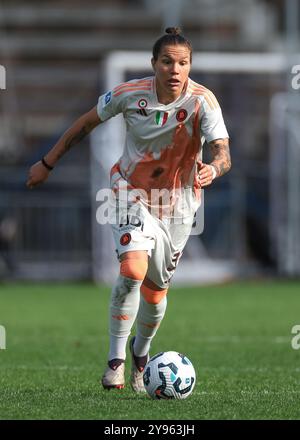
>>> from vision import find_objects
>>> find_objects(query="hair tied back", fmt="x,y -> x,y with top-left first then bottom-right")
152,27 -> 192,61
165,27 -> 182,36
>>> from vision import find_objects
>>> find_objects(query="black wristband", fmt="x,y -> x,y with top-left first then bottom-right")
41,157 -> 54,171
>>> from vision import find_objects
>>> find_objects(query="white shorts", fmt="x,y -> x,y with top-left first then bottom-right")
110,201 -> 194,289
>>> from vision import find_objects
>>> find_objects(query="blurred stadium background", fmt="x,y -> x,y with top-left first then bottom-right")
0,0 -> 300,284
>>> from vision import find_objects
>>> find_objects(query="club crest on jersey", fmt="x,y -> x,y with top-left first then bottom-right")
104,91 -> 112,105
176,108 -> 188,122
120,233 -> 131,246
155,111 -> 168,126
138,98 -> 148,109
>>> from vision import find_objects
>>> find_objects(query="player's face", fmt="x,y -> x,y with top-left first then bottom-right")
152,44 -> 191,103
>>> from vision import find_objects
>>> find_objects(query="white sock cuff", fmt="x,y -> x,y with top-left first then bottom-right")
133,334 -> 152,357
108,334 -> 128,361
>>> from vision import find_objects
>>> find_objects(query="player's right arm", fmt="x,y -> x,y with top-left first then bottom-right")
26,106 -> 102,189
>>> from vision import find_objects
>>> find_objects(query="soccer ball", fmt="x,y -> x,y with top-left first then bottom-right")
143,351 -> 196,399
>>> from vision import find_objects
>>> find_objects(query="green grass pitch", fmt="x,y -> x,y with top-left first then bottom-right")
0,280 -> 300,420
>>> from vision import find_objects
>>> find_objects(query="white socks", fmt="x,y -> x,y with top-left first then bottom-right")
108,275 -> 168,361
108,274 -> 142,361
134,296 -> 167,357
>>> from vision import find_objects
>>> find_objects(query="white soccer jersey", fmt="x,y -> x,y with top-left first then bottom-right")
97,76 -> 228,219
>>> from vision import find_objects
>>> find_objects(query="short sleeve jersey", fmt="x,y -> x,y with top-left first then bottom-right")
97,76 -> 228,219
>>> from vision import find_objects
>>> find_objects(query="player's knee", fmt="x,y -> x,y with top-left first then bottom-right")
141,283 -> 168,304
120,254 -> 148,281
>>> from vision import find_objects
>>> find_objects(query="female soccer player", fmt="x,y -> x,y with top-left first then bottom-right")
27,27 -> 231,392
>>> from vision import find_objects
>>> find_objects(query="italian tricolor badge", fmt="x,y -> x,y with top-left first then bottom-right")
155,111 -> 168,126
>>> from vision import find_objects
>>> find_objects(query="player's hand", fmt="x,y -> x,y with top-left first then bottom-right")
198,162 -> 216,187
26,161 -> 50,189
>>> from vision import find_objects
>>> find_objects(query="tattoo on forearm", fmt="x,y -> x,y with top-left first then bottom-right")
209,138 -> 231,177
65,127 -> 88,151
55,127 -> 89,161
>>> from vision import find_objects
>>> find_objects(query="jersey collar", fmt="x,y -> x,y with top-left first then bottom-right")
152,77 -> 190,110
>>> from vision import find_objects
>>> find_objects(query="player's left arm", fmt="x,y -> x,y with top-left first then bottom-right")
198,89 -> 231,187
198,137 -> 231,187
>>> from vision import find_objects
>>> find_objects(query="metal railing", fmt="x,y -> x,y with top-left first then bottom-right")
0,166 -> 92,280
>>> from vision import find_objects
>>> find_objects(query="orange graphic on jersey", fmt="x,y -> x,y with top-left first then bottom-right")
113,79 -> 152,97
128,100 -> 201,199
114,79 -> 152,93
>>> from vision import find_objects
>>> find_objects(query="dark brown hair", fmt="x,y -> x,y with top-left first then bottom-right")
152,27 -> 193,62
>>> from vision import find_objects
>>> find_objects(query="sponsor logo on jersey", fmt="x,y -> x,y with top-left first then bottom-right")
136,108 -> 147,116
120,233 -> 131,246
104,91 -> 112,105
155,111 -> 168,126
138,98 -> 148,109
176,109 -> 188,122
